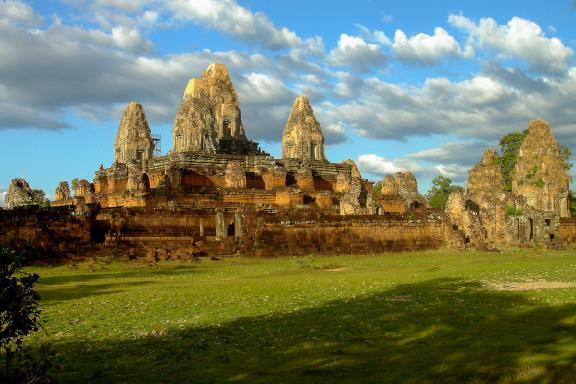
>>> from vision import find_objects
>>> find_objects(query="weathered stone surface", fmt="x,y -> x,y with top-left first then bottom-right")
73,179 -> 94,201
126,164 -> 150,192
54,181 -> 71,201
225,161 -> 246,189
173,63 -> 255,154
4,178 -> 33,209
449,134 -> 565,249
338,159 -> 373,215
281,96 -> 326,161
467,148 -> 505,209
512,119 -> 570,217
114,101 -> 154,164
444,188 -> 488,249
380,171 -> 425,209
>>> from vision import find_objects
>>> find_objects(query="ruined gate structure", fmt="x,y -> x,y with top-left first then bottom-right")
1,63 -> 575,259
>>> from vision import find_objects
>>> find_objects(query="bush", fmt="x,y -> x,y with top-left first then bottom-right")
0,247 -> 53,383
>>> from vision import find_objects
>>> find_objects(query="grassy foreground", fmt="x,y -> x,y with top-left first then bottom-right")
23,249 -> 576,383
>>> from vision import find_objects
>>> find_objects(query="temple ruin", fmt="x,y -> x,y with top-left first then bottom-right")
1,63 -> 574,259
445,119 -> 573,249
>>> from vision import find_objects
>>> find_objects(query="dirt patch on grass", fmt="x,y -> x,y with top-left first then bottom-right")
385,295 -> 412,302
486,281 -> 576,291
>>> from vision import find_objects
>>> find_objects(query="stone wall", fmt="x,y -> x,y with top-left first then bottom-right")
0,206 -> 92,257
560,218 -> 576,245
251,215 -> 445,256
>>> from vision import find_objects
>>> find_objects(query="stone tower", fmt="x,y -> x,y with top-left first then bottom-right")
172,63 -> 248,153
281,96 -> 326,162
467,148 -> 506,208
113,101 -> 154,164
512,119 -> 570,217
4,178 -> 33,209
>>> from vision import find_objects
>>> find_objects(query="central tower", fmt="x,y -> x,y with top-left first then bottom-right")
172,63 -> 256,154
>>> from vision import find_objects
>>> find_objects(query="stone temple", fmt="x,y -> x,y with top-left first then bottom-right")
1,63 -> 575,259
85,63 -> 368,214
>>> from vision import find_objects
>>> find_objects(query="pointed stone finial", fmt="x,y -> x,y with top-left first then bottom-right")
527,118 -> 551,135
281,96 -> 326,161
480,148 -> 497,165
183,78 -> 208,98
114,101 -> 154,164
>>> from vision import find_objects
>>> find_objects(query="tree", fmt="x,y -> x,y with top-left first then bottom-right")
426,176 -> 458,209
30,189 -> 50,208
495,130 -> 528,192
0,247 -> 52,383
570,191 -> 576,217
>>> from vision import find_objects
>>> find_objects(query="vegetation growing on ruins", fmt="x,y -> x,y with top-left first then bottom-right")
426,176 -> 458,209
505,204 -> 525,218
24,250 -> 576,383
495,130 -> 528,192
495,130 -> 573,191
371,181 -> 382,198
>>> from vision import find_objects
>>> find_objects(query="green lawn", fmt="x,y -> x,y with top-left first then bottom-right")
23,249 -> 576,383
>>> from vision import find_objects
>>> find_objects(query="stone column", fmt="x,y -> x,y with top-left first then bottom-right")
234,212 -> 242,237
215,211 -> 226,239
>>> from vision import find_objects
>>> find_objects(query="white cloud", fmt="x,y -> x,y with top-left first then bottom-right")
0,185 -> 5,207
321,65 -> 576,165
328,34 -> 387,72
407,141 -> 488,166
0,0 -> 42,26
449,15 -> 573,73
237,73 -> 294,105
110,25 -> 151,51
164,0 -> 302,50
357,154 -> 418,175
357,153 -> 470,183
392,27 -> 469,65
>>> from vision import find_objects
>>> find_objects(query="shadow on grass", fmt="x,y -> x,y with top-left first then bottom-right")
37,265 -> 203,286
50,278 -> 576,383
39,281 -> 157,303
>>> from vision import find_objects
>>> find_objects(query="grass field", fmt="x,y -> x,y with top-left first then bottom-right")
23,249 -> 576,383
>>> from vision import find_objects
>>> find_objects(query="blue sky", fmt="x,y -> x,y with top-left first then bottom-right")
1,0 -> 576,205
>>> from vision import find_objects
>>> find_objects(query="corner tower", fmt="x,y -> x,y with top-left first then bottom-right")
113,101 -> 154,163
512,119 -> 570,217
281,96 -> 326,162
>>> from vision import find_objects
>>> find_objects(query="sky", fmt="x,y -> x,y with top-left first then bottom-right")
1,0 -> 576,206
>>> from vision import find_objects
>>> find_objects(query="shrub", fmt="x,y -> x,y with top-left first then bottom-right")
505,205 -> 524,218
0,247 -> 53,383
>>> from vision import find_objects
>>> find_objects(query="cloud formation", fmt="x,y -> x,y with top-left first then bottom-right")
392,27 -> 468,65
0,185 -> 6,207
164,0 -> 302,50
1,1 -> 575,184
449,15 -> 573,73
328,34 -> 387,72
357,153 -> 470,183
